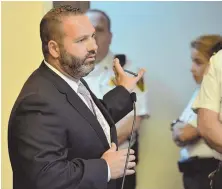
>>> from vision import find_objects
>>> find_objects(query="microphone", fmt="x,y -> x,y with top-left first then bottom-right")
114,54 -> 138,77
130,92 -> 137,102
114,54 -> 139,188
121,92 -> 137,189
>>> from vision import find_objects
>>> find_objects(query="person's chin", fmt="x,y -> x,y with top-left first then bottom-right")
193,77 -> 201,84
88,64 -> 95,72
193,75 -> 198,82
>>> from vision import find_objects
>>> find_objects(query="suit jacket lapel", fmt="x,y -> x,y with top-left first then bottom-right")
38,62 -> 111,149
81,79 -> 117,144
65,92 -> 111,149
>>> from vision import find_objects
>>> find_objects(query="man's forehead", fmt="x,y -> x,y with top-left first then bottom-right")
62,15 -> 90,27
62,15 -> 95,35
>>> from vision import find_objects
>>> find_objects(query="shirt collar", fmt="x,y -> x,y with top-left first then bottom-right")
44,60 -> 80,93
97,51 -> 114,69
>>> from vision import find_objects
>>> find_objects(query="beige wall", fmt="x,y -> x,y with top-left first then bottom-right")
2,2 -> 52,188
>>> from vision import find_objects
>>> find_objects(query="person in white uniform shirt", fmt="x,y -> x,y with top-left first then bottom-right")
193,42 -> 222,189
85,9 -> 150,189
171,35 -> 222,189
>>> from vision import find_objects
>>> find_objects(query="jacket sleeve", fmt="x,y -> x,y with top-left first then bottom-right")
9,93 -> 108,189
102,85 -> 134,123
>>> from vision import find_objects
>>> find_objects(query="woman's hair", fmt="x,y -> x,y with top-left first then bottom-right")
191,35 -> 222,61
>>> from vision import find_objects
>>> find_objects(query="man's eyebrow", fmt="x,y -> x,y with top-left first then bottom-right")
75,32 -> 96,41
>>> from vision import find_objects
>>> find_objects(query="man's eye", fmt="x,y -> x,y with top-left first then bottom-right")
77,38 -> 86,43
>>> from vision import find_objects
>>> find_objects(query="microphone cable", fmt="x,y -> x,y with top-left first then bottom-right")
121,92 -> 137,189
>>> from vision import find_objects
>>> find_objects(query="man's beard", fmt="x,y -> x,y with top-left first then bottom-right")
59,49 -> 96,80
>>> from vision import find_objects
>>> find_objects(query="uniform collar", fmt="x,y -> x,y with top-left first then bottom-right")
86,51 -> 114,77
96,51 -> 114,70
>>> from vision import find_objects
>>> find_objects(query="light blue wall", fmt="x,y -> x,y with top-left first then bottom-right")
90,2 -> 222,189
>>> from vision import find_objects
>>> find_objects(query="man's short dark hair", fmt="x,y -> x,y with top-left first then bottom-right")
40,5 -> 82,60
86,9 -> 111,32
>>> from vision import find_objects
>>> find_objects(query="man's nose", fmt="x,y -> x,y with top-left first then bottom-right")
87,37 -> 98,52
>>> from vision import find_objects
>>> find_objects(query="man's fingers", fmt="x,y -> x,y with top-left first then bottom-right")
135,68 -> 146,82
127,162 -> 136,169
113,58 -> 124,76
109,142 -> 117,152
119,149 -> 135,156
129,149 -> 135,155
128,155 -> 136,162
125,169 -> 135,176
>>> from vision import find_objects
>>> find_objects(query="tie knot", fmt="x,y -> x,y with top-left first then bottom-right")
78,83 -> 90,96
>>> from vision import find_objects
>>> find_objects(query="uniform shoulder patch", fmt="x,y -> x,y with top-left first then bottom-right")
108,76 -> 116,87
137,77 -> 145,92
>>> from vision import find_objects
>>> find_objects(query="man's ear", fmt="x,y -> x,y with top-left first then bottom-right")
108,32 -> 112,45
48,40 -> 60,58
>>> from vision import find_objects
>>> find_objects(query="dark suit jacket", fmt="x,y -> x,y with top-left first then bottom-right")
8,62 -> 133,189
